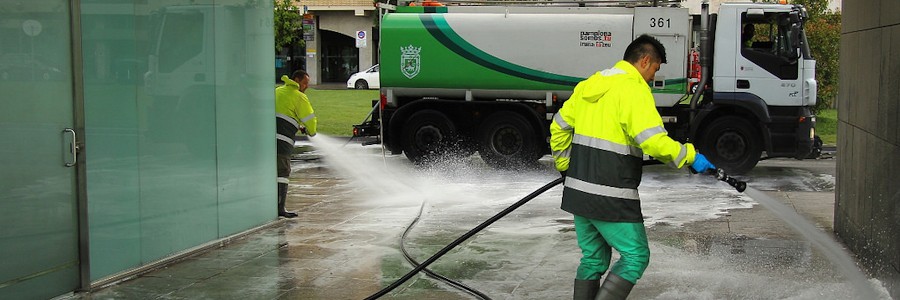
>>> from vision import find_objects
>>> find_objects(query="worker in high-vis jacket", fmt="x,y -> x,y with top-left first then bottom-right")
550,35 -> 715,300
275,70 -> 317,218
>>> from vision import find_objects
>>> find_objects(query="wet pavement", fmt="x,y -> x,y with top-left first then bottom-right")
67,140 -> 894,300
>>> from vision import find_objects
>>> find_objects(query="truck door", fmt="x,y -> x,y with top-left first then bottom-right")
730,8 -> 805,106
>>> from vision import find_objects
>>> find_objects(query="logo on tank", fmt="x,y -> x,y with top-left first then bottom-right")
401,45 -> 421,79
579,31 -> 613,48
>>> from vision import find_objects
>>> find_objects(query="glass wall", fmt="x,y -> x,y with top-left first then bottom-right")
81,0 -> 276,281
1,1 -> 275,295
0,1 -> 80,299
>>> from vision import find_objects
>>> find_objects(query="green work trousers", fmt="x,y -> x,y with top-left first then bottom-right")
573,215 -> 649,284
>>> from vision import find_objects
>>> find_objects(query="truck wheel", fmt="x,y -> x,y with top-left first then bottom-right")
806,135 -> 823,159
699,116 -> 762,175
401,110 -> 459,163
478,112 -> 538,169
354,80 -> 369,89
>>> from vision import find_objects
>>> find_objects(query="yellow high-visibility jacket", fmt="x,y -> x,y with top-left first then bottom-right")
550,60 -> 697,222
275,75 -> 317,155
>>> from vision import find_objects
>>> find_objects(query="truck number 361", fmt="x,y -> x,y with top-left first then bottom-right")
649,18 -> 671,28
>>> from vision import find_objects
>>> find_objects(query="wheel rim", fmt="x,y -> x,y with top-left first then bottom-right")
414,125 -> 443,152
491,126 -> 523,155
355,81 -> 367,89
715,131 -> 747,161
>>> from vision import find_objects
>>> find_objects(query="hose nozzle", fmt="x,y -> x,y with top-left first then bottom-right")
716,168 -> 747,193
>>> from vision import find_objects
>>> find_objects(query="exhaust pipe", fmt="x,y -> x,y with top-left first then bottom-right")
689,1 -> 710,126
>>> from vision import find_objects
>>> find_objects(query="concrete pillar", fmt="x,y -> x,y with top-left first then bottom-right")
306,16 -> 321,85
836,0 -> 900,298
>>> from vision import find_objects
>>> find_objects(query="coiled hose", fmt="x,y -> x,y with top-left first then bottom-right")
398,201 -> 492,299
365,176 -> 565,299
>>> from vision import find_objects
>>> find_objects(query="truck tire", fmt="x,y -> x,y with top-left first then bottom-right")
699,116 -> 762,175
401,110 -> 460,163
478,112 -> 538,169
354,79 -> 369,89
806,135 -> 823,159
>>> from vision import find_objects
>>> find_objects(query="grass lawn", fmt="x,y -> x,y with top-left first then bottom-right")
817,109 -> 837,145
305,88 -> 380,136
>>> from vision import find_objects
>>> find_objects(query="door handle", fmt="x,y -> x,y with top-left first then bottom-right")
63,128 -> 77,167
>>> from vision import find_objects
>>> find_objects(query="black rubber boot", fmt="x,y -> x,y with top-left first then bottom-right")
277,183 -> 297,218
596,273 -> 634,300
279,211 -> 298,218
573,279 -> 599,300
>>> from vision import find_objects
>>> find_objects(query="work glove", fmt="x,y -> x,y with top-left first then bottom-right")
690,153 -> 716,174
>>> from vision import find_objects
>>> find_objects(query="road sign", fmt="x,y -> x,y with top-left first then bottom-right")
356,30 -> 367,48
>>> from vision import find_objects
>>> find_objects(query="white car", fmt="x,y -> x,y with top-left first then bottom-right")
346,64 -> 379,89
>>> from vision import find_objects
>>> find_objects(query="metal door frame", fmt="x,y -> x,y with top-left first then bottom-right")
68,0 -> 91,291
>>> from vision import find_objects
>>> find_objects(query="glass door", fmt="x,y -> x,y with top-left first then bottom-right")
320,30 -> 358,82
0,1 -> 82,299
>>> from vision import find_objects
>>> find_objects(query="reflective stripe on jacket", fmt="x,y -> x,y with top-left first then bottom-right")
275,75 -> 317,155
550,60 -> 697,222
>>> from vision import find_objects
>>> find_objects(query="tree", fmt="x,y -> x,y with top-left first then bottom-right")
792,0 -> 841,111
274,0 -> 303,53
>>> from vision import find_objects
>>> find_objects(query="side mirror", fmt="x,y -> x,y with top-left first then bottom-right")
790,24 -> 802,49
789,11 -> 801,23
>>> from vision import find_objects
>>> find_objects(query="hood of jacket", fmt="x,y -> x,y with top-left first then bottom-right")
575,60 -> 645,103
281,75 -> 300,90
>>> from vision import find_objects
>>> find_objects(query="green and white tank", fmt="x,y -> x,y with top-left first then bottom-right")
380,6 -> 690,105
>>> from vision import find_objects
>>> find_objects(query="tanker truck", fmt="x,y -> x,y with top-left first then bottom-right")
355,1 -> 817,174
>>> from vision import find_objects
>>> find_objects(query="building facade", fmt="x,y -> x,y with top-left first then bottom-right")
295,0 -> 377,84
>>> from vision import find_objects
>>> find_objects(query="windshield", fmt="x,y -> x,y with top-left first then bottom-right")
742,11 -> 803,61
741,10 -> 807,79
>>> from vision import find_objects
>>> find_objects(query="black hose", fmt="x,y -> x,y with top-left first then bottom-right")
398,202 -> 492,299
365,176 -> 565,300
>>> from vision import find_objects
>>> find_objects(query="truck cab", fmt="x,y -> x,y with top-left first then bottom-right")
696,3 -> 816,172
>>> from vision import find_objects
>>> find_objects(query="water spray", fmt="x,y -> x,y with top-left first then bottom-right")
711,168 -> 879,298
306,137 -> 882,298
